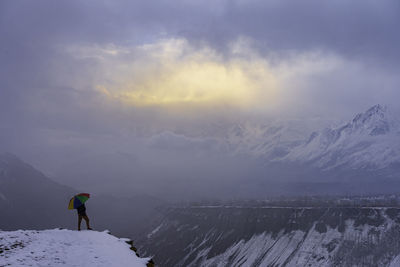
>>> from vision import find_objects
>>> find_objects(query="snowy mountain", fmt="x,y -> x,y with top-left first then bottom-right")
140,205 -> 400,266
221,105 -> 400,173
284,105 -> 400,170
136,105 -> 400,196
224,121 -> 308,159
0,229 -> 152,266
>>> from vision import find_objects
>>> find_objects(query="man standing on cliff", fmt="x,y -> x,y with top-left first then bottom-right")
68,193 -> 93,231
77,203 -> 92,231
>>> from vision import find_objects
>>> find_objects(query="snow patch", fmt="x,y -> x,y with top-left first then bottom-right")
147,224 -> 163,238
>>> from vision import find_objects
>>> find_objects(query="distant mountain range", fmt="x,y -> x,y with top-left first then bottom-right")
283,105 -> 400,170
2,105 -> 399,204
225,104 -> 400,170
221,105 -> 400,178
127,104 -> 400,197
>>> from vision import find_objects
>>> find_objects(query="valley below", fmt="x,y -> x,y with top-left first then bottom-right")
140,202 -> 400,266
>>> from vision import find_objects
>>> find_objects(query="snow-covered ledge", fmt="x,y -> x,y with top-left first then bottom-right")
0,229 -> 154,267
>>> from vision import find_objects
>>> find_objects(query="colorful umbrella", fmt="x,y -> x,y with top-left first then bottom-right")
68,193 -> 90,210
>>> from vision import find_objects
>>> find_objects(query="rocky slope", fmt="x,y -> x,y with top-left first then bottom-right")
141,205 -> 400,266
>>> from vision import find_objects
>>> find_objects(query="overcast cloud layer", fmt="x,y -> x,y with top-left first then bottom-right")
1,0 -> 400,198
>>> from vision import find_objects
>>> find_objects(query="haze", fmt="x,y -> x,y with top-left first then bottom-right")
1,0 -> 400,200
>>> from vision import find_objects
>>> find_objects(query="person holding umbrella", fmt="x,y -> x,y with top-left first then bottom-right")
68,193 -> 93,231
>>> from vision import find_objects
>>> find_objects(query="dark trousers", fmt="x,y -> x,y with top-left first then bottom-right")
78,214 -> 91,230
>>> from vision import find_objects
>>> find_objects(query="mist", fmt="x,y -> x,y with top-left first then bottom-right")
1,0 -> 400,201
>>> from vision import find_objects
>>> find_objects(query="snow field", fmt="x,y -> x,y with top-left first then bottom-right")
0,229 -> 150,267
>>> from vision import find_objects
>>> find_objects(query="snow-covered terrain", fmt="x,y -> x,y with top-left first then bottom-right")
284,104 -> 400,170
223,105 -> 400,171
0,229 -> 151,267
224,120 -> 309,159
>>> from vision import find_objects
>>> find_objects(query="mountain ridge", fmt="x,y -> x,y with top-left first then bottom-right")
284,104 -> 400,170
217,104 -> 400,172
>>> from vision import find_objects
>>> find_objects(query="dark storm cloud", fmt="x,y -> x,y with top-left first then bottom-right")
2,0 -> 399,62
205,0 -> 400,66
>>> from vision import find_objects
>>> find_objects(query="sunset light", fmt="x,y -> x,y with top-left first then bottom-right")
95,40 -> 277,109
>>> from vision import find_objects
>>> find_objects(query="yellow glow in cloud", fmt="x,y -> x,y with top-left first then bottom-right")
94,39 -> 278,109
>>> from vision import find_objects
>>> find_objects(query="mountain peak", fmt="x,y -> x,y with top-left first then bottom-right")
284,104 -> 400,170
351,104 -> 391,136
354,104 -> 387,119
367,104 -> 387,114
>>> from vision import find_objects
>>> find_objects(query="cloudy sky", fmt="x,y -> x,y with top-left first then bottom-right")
1,0 -> 399,198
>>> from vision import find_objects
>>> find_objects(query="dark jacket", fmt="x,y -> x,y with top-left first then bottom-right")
77,204 -> 86,215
